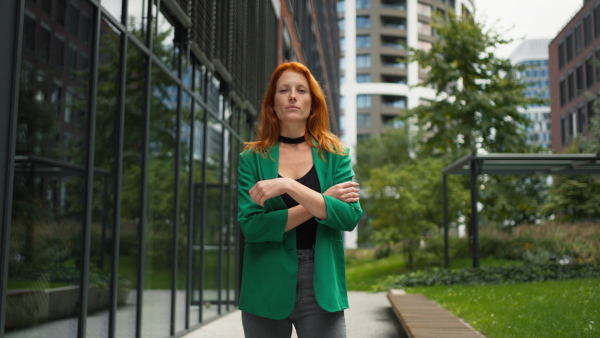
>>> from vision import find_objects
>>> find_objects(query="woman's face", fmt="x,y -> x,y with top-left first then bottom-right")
273,70 -> 312,124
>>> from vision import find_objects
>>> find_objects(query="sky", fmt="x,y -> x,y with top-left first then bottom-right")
473,0 -> 584,58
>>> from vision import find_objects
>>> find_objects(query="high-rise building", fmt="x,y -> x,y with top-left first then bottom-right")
509,39 -> 553,150
0,1 -> 339,337
549,0 -> 597,152
337,0 -> 474,147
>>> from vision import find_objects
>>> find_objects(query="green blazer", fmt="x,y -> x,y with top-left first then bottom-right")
237,142 -> 363,319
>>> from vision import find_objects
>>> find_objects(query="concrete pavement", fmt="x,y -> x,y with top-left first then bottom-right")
182,291 -> 404,338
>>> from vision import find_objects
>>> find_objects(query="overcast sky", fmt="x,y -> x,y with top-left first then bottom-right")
473,0 -> 584,58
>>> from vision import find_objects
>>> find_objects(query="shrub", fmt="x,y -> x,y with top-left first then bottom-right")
381,263 -> 600,289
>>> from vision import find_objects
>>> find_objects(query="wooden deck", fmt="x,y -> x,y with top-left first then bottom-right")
387,293 -> 484,338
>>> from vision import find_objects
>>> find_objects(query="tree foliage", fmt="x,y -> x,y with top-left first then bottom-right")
546,111 -> 600,220
406,10 -> 541,157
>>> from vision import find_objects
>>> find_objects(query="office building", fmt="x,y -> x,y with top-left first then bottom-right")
0,1 -> 340,337
509,39 -> 552,150
549,0 -> 597,151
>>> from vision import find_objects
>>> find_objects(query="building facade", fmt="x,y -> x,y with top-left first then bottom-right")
549,0 -> 598,152
0,1 -> 340,338
509,39 -> 553,150
337,0 -> 473,146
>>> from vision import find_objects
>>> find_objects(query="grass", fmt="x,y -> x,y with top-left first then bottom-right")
406,277 -> 600,338
345,250 -> 408,291
344,249 -> 523,291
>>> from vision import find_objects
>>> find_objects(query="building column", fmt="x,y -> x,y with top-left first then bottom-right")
0,0 -> 22,334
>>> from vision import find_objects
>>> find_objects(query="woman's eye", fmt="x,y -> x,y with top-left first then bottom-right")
279,89 -> 287,93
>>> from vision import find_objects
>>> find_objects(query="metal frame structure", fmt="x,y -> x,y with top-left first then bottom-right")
442,153 -> 600,268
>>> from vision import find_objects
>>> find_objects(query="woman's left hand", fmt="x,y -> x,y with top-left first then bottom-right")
249,178 -> 288,206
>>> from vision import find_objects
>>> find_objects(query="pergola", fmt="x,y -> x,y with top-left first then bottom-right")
442,152 -> 600,268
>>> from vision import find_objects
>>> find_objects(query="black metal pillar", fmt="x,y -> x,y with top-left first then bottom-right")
443,174 -> 449,269
470,160 -> 480,268
0,0 -> 22,334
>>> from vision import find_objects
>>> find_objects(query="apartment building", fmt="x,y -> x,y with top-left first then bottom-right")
337,0 -> 474,146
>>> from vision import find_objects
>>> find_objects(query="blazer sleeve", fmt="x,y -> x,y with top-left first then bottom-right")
316,150 -> 363,232
237,153 -> 288,243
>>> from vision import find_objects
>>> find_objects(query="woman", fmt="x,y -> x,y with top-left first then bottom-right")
237,62 -> 363,337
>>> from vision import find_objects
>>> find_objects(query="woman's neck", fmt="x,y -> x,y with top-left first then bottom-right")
279,122 -> 306,138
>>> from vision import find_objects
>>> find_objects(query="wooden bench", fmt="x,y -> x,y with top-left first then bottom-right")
387,292 -> 484,338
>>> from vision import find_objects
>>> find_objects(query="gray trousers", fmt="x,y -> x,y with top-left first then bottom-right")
241,249 -> 346,338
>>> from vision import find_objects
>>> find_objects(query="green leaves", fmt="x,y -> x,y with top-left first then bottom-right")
383,263 -> 600,288
406,9 -> 538,156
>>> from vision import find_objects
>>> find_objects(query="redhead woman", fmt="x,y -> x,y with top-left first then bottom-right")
237,62 -> 363,338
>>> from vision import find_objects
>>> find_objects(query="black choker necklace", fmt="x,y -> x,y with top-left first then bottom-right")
278,135 -> 305,144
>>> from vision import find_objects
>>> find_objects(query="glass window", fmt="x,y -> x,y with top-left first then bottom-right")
357,113 -> 371,128
103,0 -> 123,22
381,0 -> 406,10
9,1 -> 94,336
568,72 -> 575,101
153,3 -> 179,76
357,0 -> 371,9
54,35 -> 65,70
356,16 -> 370,29
382,95 -> 406,109
559,78 -> 566,106
595,4 -> 600,37
87,18 -> 123,337
566,32 -> 573,62
338,18 -> 345,31
561,116 -> 567,145
381,35 -> 405,49
418,21 -> 431,35
586,56 -> 594,88
356,74 -> 371,83
418,40 -> 432,51
56,0 -> 66,26
357,35 -> 371,48
418,2 -> 432,17
340,37 -> 345,50
68,2 -> 79,37
337,0 -> 345,13
357,94 -> 372,108
578,106 -> 586,133
574,23 -> 582,55
340,56 -> 345,70
381,16 -> 405,30
576,64 -> 584,94
356,54 -> 371,68
24,13 -> 36,52
128,0 -> 149,42
40,24 -> 51,63
584,14 -> 592,47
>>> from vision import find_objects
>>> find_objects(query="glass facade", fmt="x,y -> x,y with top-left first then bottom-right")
0,0 -> 290,337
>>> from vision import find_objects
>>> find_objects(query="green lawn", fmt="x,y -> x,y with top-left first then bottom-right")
407,277 -> 600,338
345,251 -> 408,291
344,250 -> 522,291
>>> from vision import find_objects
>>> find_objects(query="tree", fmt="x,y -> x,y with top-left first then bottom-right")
545,110 -> 600,220
406,10 -> 541,157
405,9 -> 550,230
364,157 -> 468,264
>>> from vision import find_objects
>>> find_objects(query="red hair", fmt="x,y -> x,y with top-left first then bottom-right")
244,62 -> 346,158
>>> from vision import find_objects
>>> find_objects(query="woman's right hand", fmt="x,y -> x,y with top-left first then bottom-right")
323,181 -> 360,203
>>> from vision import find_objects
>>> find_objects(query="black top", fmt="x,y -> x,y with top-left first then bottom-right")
279,165 -> 321,249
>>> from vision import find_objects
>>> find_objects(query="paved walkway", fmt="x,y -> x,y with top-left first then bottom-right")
182,291 -> 404,338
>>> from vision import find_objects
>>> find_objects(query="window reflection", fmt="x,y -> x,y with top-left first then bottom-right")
141,63 -> 178,338
7,0 -> 94,336
85,16 -> 122,338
